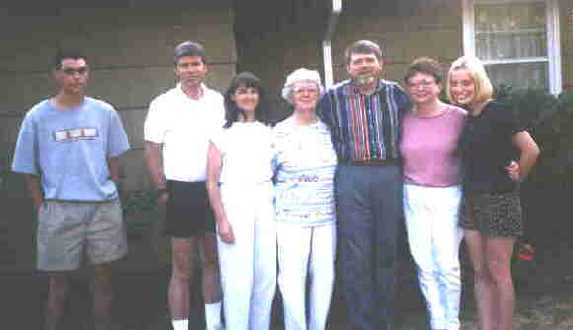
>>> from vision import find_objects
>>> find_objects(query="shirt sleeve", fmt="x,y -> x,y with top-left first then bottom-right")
144,98 -> 167,144
270,127 -> 281,174
107,108 -> 130,157
11,113 -> 39,175
494,102 -> 525,134
394,84 -> 412,113
215,95 -> 226,129
318,90 -> 343,154
318,92 -> 333,128
209,127 -> 226,154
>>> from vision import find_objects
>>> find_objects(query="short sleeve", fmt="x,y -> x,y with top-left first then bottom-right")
209,127 -> 226,154
393,84 -> 412,113
495,102 -> 525,134
11,113 -> 39,175
107,108 -> 130,157
271,127 -> 282,173
214,95 -> 226,129
318,92 -> 333,128
144,98 -> 167,143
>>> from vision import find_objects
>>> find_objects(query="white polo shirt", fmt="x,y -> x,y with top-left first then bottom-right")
144,83 -> 225,182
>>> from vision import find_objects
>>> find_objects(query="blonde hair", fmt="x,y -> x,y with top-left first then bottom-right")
446,56 -> 493,105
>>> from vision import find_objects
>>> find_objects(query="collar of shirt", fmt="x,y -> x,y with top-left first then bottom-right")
340,79 -> 388,97
175,82 -> 208,100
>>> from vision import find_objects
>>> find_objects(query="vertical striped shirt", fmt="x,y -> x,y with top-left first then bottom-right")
319,79 -> 411,163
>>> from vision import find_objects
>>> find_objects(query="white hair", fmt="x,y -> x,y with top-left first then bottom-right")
281,68 -> 324,104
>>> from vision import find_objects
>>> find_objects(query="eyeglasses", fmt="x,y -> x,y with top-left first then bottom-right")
406,80 -> 436,89
61,66 -> 88,76
294,88 -> 319,95
293,84 -> 319,95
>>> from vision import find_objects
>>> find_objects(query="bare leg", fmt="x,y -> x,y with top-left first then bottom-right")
45,272 -> 69,330
199,233 -> 222,303
169,238 -> 195,320
485,237 -> 515,330
199,233 -> 223,329
93,263 -> 114,330
464,230 -> 495,330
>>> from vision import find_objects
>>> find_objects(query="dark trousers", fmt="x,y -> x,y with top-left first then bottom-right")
335,163 -> 402,330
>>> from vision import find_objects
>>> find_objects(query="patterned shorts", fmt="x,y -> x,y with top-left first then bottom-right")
459,191 -> 523,238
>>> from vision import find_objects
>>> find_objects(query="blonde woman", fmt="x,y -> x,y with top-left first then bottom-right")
447,56 -> 540,330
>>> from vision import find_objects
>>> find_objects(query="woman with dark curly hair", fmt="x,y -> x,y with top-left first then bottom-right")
401,57 -> 467,330
206,72 -> 276,330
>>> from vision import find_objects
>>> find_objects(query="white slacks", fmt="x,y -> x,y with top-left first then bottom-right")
218,182 -> 276,330
403,184 -> 463,330
277,222 -> 336,330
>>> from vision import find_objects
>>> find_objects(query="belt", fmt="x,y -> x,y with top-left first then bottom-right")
349,159 -> 398,166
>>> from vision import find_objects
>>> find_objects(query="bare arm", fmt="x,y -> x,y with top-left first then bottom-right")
206,142 -> 234,243
24,174 -> 43,211
507,131 -> 540,181
107,156 -> 125,201
107,157 -> 121,183
144,141 -> 168,204
144,141 -> 165,189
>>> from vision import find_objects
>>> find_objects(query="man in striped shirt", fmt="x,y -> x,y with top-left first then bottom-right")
319,40 -> 410,330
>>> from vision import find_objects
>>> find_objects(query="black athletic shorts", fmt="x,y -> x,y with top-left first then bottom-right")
165,180 -> 216,237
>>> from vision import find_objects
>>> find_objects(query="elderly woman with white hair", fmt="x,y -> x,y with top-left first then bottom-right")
272,68 -> 338,330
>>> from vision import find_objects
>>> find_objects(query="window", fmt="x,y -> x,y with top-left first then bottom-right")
462,0 -> 562,94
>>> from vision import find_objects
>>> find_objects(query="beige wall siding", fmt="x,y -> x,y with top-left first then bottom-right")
236,2 -> 462,121
562,0 -> 573,91
0,6 -> 236,192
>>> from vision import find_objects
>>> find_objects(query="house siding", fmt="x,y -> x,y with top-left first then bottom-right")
0,5 -> 236,192
561,0 -> 573,91
236,2 -> 463,121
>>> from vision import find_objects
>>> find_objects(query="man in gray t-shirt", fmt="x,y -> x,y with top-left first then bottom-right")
12,50 -> 129,330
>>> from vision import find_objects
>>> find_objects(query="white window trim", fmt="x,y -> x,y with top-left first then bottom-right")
462,0 -> 562,95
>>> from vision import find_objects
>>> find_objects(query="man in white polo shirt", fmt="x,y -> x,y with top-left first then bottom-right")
144,41 -> 224,330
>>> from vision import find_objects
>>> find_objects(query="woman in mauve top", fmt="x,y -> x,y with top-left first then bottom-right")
400,57 -> 466,330
447,56 -> 540,330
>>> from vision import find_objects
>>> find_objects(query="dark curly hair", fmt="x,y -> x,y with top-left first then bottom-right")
404,57 -> 444,85
223,72 -> 268,128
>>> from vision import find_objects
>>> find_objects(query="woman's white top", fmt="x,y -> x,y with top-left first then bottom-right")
210,121 -> 274,186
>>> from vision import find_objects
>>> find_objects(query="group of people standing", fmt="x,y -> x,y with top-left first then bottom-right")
11,38 -> 539,330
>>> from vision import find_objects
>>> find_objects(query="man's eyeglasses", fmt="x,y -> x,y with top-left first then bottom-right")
61,67 -> 88,76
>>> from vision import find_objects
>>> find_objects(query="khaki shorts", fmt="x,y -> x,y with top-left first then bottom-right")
37,199 -> 127,271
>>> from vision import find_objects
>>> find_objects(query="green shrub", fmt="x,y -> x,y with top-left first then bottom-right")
122,190 -> 159,236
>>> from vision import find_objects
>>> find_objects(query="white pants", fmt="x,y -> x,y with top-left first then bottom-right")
277,222 -> 336,330
403,184 -> 463,330
218,183 -> 276,330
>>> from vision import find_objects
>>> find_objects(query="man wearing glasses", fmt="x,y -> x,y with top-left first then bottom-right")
12,50 -> 130,330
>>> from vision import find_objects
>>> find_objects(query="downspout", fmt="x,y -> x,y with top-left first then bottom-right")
323,0 -> 342,88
